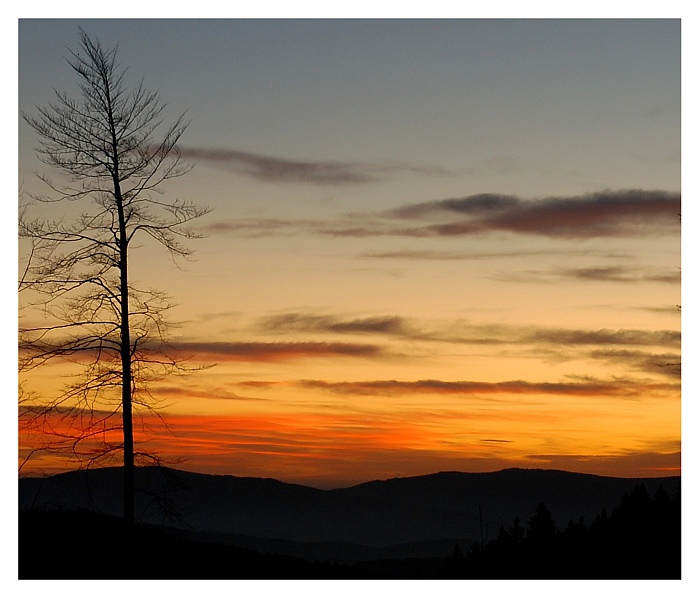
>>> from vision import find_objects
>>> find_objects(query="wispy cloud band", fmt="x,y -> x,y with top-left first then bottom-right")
178,146 -> 451,185
256,311 -> 680,349
170,340 -> 383,362
205,189 -> 680,240
388,189 -> 680,238
294,377 -> 678,398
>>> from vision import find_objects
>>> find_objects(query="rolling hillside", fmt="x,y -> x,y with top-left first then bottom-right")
18,466 -> 680,563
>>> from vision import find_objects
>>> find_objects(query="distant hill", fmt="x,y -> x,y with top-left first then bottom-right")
18,466 -> 680,563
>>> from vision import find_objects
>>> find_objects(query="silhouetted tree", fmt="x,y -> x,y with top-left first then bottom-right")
509,516 -> 526,543
455,485 -> 679,579
19,28 -> 210,525
563,516 -> 586,541
527,502 -> 557,543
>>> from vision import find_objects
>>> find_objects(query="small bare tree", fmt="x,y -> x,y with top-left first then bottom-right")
19,28 -> 210,525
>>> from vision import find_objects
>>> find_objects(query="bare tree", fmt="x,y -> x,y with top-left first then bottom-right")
19,28 -> 210,525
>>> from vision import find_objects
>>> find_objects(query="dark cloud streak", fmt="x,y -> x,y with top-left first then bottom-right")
258,313 -> 408,336
588,349 -> 681,378
296,377 -> 678,397
361,249 -> 560,260
254,310 -> 680,351
204,189 -> 679,240
400,189 -> 680,239
179,146 -> 451,186
392,193 -> 520,218
555,266 -> 680,284
495,266 -> 681,285
524,328 -> 679,348
169,340 -> 384,362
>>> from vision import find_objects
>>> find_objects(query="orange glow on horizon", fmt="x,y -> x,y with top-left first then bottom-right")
19,410 -> 681,489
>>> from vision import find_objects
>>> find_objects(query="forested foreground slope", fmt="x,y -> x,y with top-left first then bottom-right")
19,467 -> 680,578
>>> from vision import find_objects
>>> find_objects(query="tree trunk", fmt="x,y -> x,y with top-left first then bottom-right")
120,244 -> 134,526
115,179 -> 134,526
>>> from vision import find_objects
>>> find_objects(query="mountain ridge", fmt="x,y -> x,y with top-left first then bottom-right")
19,465 -> 680,561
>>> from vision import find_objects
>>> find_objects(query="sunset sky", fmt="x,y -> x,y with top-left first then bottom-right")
17,18 -> 683,489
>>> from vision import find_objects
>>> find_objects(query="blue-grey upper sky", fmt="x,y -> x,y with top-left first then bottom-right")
19,19 -> 680,203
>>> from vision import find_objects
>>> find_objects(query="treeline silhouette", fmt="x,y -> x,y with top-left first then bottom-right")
18,481 -> 679,579
437,482 -> 680,579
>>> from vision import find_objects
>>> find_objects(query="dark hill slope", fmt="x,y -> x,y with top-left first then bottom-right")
19,466 -> 680,550
334,468 -> 676,542
18,509 -> 374,579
